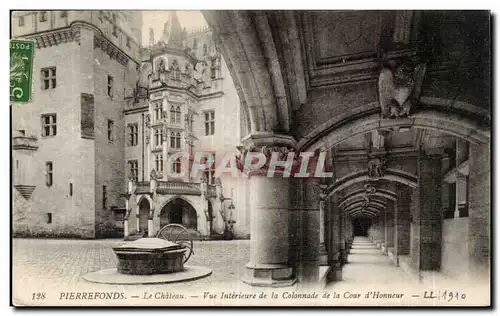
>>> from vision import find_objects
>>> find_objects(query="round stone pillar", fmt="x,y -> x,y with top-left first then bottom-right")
239,133 -> 297,287
242,175 -> 295,286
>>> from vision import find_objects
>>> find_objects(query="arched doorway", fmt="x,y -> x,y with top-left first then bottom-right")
353,217 -> 371,236
160,198 -> 198,231
138,198 -> 150,233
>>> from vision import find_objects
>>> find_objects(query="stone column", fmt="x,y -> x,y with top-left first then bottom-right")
377,210 -> 386,249
394,184 -> 411,261
240,134 -> 296,287
339,206 -> 347,265
327,194 -> 342,281
455,175 -> 468,218
379,207 -> 387,251
416,153 -> 442,271
468,142 -> 490,281
296,178 -> 320,287
384,200 -> 395,254
346,215 -> 353,252
136,211 -> 140,233
147,216 -> 155,237
319,186 -> 328,265
242,175 -> 295,286
200,182 -> 210,237
441,155 -> 451,216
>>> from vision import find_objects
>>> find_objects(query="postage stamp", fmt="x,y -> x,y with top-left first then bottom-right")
10,39 -> 34,103
10,10 -> 491,308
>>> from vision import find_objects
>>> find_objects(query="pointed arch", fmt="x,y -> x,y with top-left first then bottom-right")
326,169 -> 417,197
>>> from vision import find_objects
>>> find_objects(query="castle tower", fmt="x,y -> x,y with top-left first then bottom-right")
161,11 -> 184,49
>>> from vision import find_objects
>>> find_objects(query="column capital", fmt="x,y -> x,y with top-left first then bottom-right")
240,132 -> 297,150
237,132 -> 298,177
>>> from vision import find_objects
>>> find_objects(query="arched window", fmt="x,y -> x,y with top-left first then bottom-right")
176,132 -> 181,148
171,59 -> 180,80
176,106 -> 181,124
173,157 -> 182,174
154,128 -> 162,147
170,105 -> 182,124
170,132 -> 181,149
170,132 -> 176,148
154,102 -> 162,121
170,106 -> 176,124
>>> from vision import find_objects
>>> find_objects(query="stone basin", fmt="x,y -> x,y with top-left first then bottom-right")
112,238 -> 187,275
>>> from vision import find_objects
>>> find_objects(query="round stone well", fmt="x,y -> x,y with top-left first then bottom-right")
83,237 -> 211,285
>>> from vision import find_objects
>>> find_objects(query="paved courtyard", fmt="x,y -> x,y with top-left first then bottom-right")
12,237 -> 489,307
12,238 -> 252,306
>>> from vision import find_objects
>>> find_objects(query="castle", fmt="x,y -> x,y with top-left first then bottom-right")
11,11 -> 250,239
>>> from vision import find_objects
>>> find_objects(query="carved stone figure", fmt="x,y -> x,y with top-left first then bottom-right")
363,183 -> 377,205
150,168 -> 157,181
145,113 -> 151,128
378,61 -> 427,119
137,62 -> 153,89
201,172 -> 208,183
367,157 -> 386,179
364,183 -> 377,195
185,63 -> 193,77
201,61 -> 211,87
157,58 -> 166,72
236,144 -> 296,174
171,59 -> 179,70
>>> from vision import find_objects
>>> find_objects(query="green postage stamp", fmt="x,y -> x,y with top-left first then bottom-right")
10,39 -> 34,103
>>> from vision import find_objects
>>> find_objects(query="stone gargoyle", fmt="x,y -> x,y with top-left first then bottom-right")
378,61 -> 427,119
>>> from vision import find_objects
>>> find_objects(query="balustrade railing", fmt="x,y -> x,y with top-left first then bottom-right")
156,181 -> 201,195
207,185 -> 217,198
135,181 -> 150,194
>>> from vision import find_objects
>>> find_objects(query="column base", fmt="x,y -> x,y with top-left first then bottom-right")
319,243 -> 328,266
327,261 -> 342,282
339,249 -> 348,265
241,263 -> 297,287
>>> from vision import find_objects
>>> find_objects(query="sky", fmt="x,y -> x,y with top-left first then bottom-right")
141,11 -> 208,46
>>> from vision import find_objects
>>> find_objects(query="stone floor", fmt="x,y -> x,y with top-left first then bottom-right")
12,238 -> 251,306
325,237 -> 490,306
12,237 -> 489,306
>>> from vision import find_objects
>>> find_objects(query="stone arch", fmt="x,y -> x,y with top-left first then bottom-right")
350,209 -> 378,218
207,199 -> 214,234
136,194 -> 154,214
339,189 -> 397,208
343,198 -> 387,211
344,201 -> 386,215
326,169 -> 417,197
158,196 -> 199,231
137,197 -> 151,233
298,102 -> 490,153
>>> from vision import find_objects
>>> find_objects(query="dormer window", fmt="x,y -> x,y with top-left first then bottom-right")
39,11 -> 47,22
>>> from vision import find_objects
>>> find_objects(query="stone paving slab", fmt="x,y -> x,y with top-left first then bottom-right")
83,266 -> 212,284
